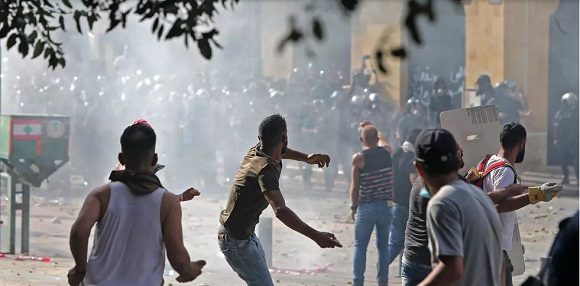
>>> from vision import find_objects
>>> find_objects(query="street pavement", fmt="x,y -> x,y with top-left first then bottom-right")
0,162 -> 577,286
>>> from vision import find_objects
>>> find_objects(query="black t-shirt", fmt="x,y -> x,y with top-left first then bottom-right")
219,144 -> 282,239
429,94 -> 453,125
554,109 -> 579,145
403,177 -> 431,266
392,148 -> 416,206
490,95 -> 522,124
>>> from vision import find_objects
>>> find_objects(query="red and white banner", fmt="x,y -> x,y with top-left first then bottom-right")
12,120 -> 42,141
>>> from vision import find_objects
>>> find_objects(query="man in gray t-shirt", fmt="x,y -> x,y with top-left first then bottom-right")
414,129 -> 502,286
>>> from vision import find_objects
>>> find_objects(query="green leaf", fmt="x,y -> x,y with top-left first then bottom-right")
152,17 -> 159,33
32,41 -> 45,58
165,19 -> 183,39
106,18 -> 121,32
87,14 -> 96,30
58,57 -> 66,68
157,25 -> 164,40
48,54 -> 58,69
376,50 -> 387,74
44,0 -> 54,8
74,11 -> 83,33
6,33 -> 17,50
44,47 -> 51,59
312,18 -> 323,41
197,39 -> 212,59
62,0 -> 72,9
18,39 -> 29,57
27,31 -> 38,43
59,15 -> 66,31
0,24 -> 10,38
390,47 -> 407,59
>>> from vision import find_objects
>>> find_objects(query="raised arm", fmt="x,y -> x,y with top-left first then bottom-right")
282,148 -> 330,167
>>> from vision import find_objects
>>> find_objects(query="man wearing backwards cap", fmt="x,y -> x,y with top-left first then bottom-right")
414,129 -> 502,286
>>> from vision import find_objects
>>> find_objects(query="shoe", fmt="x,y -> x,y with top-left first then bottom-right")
561,177 -> 570,185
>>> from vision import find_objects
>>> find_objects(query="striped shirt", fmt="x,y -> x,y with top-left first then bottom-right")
358,146 -> 393,204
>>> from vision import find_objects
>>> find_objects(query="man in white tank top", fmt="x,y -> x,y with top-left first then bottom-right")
68,121 -> 205,286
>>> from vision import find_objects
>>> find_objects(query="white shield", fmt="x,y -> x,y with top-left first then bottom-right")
441,105 -> 525,276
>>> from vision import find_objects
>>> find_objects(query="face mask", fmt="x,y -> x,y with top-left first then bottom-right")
419,186 -> 432,199
516,146 -> 525,163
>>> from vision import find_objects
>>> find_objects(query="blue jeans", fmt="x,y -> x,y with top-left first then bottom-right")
353,201 -> 393,286
401,256 -> 432,286
218,234 -> 273,286
388,205 -> 409,265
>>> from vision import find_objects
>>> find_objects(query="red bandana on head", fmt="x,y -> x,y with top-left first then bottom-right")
132,119 -> 150,126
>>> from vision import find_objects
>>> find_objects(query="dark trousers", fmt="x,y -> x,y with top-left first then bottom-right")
559,144 -> 579,182
503,250 -> 514,286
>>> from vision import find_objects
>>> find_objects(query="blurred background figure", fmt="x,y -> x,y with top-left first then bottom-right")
428,77 -> 454,127
396,98 -> 427,146
553,92 -> 579,185
475,74 -> 495,106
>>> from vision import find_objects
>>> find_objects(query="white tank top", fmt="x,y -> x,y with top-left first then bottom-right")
83,182 -> 166,286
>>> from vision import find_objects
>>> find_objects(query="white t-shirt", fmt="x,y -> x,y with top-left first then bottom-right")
482,155 -> 518,251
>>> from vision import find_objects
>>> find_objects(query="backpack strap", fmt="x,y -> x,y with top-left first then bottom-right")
482,160 -> 519,184
476,155 -> 493,173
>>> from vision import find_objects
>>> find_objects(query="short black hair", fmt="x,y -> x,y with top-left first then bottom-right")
500,122 -> 527,150
121,123 -> 156,159
259,114 -> 287,149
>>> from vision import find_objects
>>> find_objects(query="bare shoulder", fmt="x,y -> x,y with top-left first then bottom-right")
352,153 -> 364,168
161,190 -> 180,207
160,191 -> 181,224
88,183 -> 111,202
352,152 -> 363,162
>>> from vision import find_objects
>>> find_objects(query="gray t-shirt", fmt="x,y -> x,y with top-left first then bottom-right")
427,180 -> 502,286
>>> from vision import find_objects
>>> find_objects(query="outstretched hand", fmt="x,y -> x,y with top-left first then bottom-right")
176,260 -> 206,283
539,182 -> 563,201
314,231 -> 343,248
306,154 -> 330,168
180,187 -> 201,202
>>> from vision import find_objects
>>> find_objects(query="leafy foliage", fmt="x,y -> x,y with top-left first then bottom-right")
278,0 -> 461,74
0,0 -> 237,69
0,0 -> 462,71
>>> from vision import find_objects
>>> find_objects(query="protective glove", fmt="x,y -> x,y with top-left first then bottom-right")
528,182 -> 563,204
